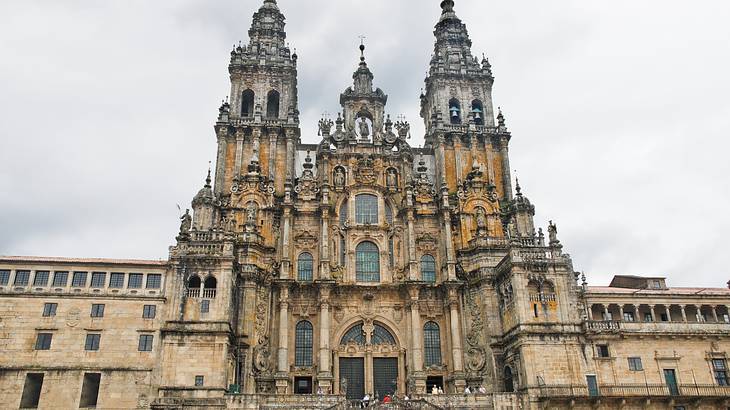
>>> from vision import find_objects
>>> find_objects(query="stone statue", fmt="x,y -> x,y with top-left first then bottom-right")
340,378 -> 348,395
357,117 -> 370,138
246,203 -> 258,225
334,167 -> 345,188
386,169 -> 397,188
179,209 -> 192,234
475,207 -> 487,236
548,220 -> 559,244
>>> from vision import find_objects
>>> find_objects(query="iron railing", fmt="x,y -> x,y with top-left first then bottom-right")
538,384 -> 730,398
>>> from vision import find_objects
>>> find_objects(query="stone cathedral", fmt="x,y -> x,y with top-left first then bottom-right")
2,1 -> 730,409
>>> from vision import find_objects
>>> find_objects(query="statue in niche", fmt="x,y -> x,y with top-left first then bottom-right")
246,202 -> 258,226
386,169 -> 397,189
356,116 -> 371,139
334,167 -> 346,188
179,209 -> 192,234
475,207 -> 488,237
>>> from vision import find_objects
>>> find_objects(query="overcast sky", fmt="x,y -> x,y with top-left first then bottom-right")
1,0 -> 729,288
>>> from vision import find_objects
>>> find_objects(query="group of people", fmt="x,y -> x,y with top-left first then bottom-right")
463,385 -> 488,395
359,393 -> 407,408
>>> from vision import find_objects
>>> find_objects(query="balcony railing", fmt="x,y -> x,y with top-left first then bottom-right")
538,384 -> 730,399
584,320 -> 622,332
186,288 -> 216,299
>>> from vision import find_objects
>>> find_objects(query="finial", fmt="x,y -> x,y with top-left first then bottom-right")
440,0 -> 455,13
515,177 -> 522,195
497,107 -> 506,127
205,162 -> 212,187
358,35 -> 366,62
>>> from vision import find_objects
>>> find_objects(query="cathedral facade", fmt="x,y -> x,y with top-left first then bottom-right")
2,1 -> 730,409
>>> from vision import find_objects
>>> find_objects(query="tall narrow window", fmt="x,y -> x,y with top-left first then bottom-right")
0,269 -> 10,286
423,322 -> 442,366
20,373 -> 44,409
14,270 -> 30,286
201,299 -> 210,314
385,203 -> 393,225
297,253 -> 314,281
713,359 -> 729,386
388,237 -> 395,267
79,373 -> 101,408
449,98 -> 461,124
504,366 -> 514,392
339,235 -> 346,267
241,89 -> 254,117
42,303 -> 57,317
90,272 -> 106,288
356,241 -> 380,282
421,255 -> 436,283
33,271 -> 49,287
90,304 -> 105,318
142,305 -> 156,319
71,271 -> 87,287
295,321 -> 313,366
355,194 -> 378,224
339,200 -> 348,226
266,90 -> 280,118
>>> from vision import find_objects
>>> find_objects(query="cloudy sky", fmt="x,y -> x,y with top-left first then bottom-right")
1,0 -> 729,287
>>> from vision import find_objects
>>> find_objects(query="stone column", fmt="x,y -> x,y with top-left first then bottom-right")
499,136 -> 513,200
447,288 -> 466,392
318,287 -> 332,393
406,211 -> 417,280
214,130 -> 228,194
695,305 -> 703,322
276,286 -> 290,393
442,210 -> 456,281
712,306 -> 719,323
619,305 -> 625,321
649,305 -> 656,322
631,304 -> 638,321
320,206 -> 330,280
665,305 -> 672,322
407,286 -> 425,393
268,131 -> 278,179
234,129 -> 245,175
602,305 -> 609,321
281,208 -> 292,279
680,305 -> 687,322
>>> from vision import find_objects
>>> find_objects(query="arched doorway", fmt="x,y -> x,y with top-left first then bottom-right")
335,321 -> 402,401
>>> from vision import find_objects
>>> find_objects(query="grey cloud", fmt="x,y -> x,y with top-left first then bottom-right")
0,0 -> 728,287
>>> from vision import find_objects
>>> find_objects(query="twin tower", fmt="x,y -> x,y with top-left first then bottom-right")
164,0 -> 581,404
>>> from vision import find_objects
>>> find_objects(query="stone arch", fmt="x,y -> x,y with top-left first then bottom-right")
187,275 -> 201,289
266,90 -> 280,118
241,89 -> 255,117
334,316 -> 403,348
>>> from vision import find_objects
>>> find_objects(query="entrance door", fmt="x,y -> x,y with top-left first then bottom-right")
340,358 -> 365,400
373,358 -> 398,399
586,375 -> 599,397
664,369 -> 679,396
294,377 -> 312,395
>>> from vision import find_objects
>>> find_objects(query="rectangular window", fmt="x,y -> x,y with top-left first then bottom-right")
195,375 -> 204,387
596,344 -> 610,358
85,334 -> 101,351
90,272 -> 106,288
146,274 -> 162,289
79,373 -> 101,408
109,272 -> 125,288
42,303 -> 57,317
33,271 -> 50,287
713,359 -> 729,386
201,299 -> 210,314
90,304 -> 105,318
142,305 -> 156,319
644,313 -> 653,322
19,373 -> 44,409
0,269 -> 10,285
355,194 -> 379,224
14,270 -> 31,286
603,312 -> 613,320
52,271 -> 68,287
35,333 -> 53,350
71,271 -> 87,287
623,312 -> 635,322
128,273 -> 143,289
628,357 -> 643,371
138,334 -> 154,351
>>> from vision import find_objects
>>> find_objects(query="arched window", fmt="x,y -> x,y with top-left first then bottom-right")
504,366 -> 515,392
241,89 -> 254,117
355,194 -> 378,224
424,322 -> 442,366
471,99 -> 484,125
204,276 -> 217,289
421,255 -> 436,283
188,275 -> 201,289
266,90 -> 280,118
341,323 -> 366,345
372,324 -> 396,345
297,252 -> 313,281
356,241 -> 380,282
449,98 -> 461,124
295,321 -> 313,366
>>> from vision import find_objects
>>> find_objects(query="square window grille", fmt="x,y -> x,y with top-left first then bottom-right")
109,273 -> 125,288
14,270 -> 30,286
146,274 -> 162,289
33,271 -> 50,287
71,271 -> 88,287
52,272 -> 68,287
90,272 -> 106,288
128,273 -> 143,289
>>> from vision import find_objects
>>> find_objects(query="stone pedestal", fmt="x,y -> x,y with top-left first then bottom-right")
275,375 -> 289,394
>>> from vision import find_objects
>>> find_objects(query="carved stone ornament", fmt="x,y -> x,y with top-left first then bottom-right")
416,233 -> 438,252
354,154 -> 378,185
295,231 -> 318,249
457,162 -> 498,204
231,175 -> 275,197
294,151 -> 319,200
465,286 -> 487,373
66,307 -> 81,327
253,285 -> 272,374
